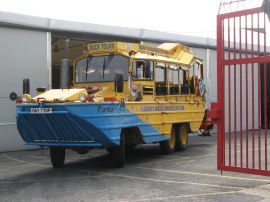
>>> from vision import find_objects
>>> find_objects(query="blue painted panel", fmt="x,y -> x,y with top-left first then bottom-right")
16,102 -> 169,147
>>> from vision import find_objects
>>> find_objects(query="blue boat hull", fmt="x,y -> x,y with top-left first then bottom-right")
16,102 -> 169,147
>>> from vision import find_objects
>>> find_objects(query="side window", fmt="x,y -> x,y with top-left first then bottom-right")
155,63 -> 167,95
179,69 -> 184,85
193,63 -> 202,94
155,63 -> 165,82
132,61 -> 144,79
188,65 -> 195,94
168,64 -> 179,95
132,60 -> 153,80
181,68 -> 189,94
145,61 -> 153,80
188,65 -> 194,80
168,65 -> 179,85
194,63 -> 201,79
168,68 -> 173,83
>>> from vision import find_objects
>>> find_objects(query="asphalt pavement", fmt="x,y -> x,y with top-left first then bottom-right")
1,133 -> 270,202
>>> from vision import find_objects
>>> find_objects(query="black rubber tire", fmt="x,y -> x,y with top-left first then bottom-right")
50,147 -> 65,168
108,144 -> 136,155
112,132 -> 125,167
74,148 -> 90,155
125,144 -> 137,154
106,147 -> 114,154
159,126 -> 176,154
175,124 -> 188,151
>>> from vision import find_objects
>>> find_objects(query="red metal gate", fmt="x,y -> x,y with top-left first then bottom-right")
213,6 -> 270,176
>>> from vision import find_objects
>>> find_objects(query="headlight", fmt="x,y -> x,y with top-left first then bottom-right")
79,93 -> 87,102
21,94 -> 31,103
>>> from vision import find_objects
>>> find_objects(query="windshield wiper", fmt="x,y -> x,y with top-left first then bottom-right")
102,54 -> 114,79
85,55 -> 92,82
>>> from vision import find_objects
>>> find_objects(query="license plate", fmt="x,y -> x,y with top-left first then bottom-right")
31,107 -> 52,114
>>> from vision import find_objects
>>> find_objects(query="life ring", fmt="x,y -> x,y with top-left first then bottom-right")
86,86 -> 99,94
199,80 -> 205,96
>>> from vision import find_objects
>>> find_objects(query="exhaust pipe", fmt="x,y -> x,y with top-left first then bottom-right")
60,59 -> 71,89
23,78 -> 30,94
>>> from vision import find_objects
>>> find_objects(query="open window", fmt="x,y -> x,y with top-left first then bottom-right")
181,68 -> 189,94
193,63 -> 202,94
188,65 -> 195,94
132,60 -> 153,80
183,62 -> 203,95
168,64 -> 179,94
155,62 -> 167,95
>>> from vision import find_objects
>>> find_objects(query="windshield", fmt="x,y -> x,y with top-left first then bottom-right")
75,54 -> 129,83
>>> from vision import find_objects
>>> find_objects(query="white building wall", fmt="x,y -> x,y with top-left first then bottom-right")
224,60 -> 259,132
0,27 -> 50,152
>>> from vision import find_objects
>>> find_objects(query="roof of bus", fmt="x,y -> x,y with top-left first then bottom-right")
86,42 -> 202,69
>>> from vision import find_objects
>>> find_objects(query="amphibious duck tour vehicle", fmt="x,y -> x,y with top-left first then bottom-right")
13,41 -> 205,167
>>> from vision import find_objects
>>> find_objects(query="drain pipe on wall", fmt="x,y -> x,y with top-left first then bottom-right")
60,38 -> 71,89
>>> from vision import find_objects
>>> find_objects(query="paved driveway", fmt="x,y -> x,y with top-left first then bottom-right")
1,134 -> 270,202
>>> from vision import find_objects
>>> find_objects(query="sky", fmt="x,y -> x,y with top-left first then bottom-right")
0,0 -> 265,39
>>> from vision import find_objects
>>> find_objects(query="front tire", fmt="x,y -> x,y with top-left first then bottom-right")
175,124 -> 188,151
50,147 -> 65,168
125,144 -> 137,154
159,126 -> 176,154
106,147 -> 114,154
112,131 -> 125,167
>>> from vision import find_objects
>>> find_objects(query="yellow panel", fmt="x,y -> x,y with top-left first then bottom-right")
177,51 -> 194,65
125,101 -> 204,134
33,89 -> 87,102
157,43 -> 179,51
83,41 -> 202,69
87,42 -> 117,53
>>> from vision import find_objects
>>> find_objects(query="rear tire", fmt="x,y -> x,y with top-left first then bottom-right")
159,126 -> 176,154
112,132 -> 125,167
50,147 -> 65,168
175,124 -> 188,151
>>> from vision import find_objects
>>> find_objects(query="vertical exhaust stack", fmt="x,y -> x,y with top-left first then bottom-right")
60,38 -> 71,89
60,59 -> 71,89
23,78 -> 30,94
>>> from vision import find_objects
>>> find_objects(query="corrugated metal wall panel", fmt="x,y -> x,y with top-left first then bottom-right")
0,27 -> 49,151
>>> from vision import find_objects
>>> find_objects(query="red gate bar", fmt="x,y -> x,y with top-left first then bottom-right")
214,5 -> 270,176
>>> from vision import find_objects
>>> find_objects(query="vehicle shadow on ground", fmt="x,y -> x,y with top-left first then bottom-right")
1,136 -> 213,185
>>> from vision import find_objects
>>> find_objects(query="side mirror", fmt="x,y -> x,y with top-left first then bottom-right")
9,92 -> 17,101
114,74 -> 123,92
